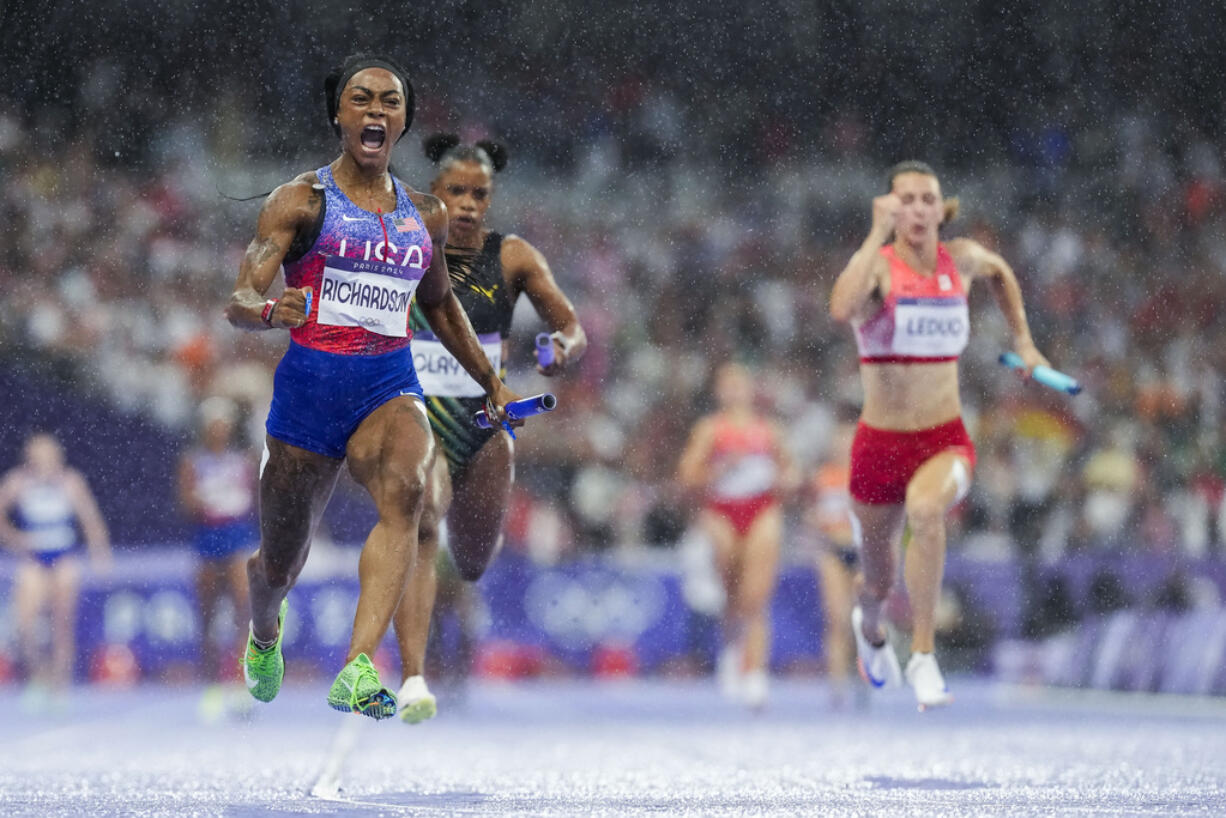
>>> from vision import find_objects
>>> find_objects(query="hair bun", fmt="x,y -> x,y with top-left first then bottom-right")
423,133 -> 461,163
475,140 -> 509,172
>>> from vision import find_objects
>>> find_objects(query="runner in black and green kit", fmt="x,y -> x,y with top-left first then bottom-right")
392,134 -> 587,723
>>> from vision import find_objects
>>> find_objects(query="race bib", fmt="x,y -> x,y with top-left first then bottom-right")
892,298 -> 970,358
317,256 -> 424,337
413,330 -> 502,397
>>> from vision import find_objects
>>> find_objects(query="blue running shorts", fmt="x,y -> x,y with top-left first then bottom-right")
266,342 -> 424,459
193,520 -> 258,560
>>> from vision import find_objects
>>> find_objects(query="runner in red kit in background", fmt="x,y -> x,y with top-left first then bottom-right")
678,363 -> 798,711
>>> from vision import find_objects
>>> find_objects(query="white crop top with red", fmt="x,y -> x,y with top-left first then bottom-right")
707,415 -> 778,501
854,244 -> 969,364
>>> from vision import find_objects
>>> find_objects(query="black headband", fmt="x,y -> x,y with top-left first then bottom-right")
330,59 -> 415,139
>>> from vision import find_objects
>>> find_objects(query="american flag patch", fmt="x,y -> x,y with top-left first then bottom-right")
392,216 -> 420,232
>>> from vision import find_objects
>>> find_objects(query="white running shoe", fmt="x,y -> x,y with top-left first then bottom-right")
396,675 -> 438,725
717,645 -> 742,700
905,652 -> 953,710
851,605 -> 902,689
741,669 -> 769,711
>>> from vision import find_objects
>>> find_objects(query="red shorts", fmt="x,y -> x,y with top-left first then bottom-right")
706,493 -> 778,536
849,418 -> 976,505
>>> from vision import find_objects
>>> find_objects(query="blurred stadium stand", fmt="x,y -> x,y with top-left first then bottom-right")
4,1 -> 1226,688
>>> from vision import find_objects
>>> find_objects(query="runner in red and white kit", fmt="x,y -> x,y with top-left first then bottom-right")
829,161 -> 1051,709
678,363 -> 797,709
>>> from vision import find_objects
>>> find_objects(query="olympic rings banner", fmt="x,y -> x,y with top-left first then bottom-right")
1,548 -> 1225,694
0,548 -> 824,684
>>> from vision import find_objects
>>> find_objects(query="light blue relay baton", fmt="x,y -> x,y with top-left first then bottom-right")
999,352 -> 1082,395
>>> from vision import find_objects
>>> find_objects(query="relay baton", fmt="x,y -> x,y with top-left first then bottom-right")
535,333 -> 555,367
999,352 -> 1082,395
303,286 -> 313,319
474,393 -> 558,429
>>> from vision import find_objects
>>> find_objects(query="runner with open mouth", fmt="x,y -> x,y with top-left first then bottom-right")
361,125 -> 386,150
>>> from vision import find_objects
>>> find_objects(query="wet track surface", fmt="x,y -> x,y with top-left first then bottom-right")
2,678 -> 1224,816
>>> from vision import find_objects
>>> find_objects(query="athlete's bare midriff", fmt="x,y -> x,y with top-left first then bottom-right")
859,360 -> 962,430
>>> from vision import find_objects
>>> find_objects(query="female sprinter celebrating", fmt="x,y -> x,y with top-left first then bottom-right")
829,161 -> 1050,709
391,134 -> 587,724
225,54 -> 518,720
678,362 -> 797,710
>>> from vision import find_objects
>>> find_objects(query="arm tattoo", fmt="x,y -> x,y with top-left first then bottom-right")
416,196 -> 441,218
248,236 -> 284,268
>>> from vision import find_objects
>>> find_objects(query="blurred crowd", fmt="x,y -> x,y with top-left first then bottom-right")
4,0 -> 1226,575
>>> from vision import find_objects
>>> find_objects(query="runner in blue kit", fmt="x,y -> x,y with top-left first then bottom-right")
390,134 -> 587,724
0,432 -> 111,705
224,53 -> 519,719
178,397 -> 257,718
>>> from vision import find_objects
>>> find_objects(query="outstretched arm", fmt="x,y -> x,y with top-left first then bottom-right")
177,456 -> 202,521
67,470 -> 111,569
503,235 -> 587,375
948,237 -> 1050,371
0,474 -> 26,551
677,418 -> 716,491
771,422 -> 802,496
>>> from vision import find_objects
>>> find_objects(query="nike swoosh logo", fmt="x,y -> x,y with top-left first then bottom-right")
469,284 -> 497,300
244,660 -> 259,689
341,215 -> 367,222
